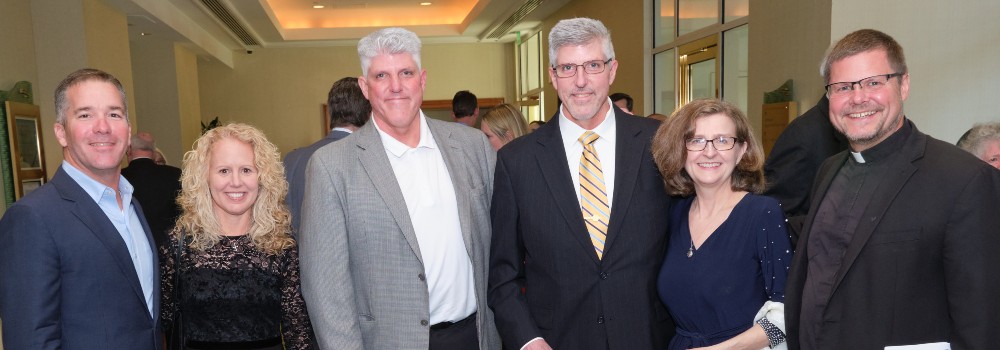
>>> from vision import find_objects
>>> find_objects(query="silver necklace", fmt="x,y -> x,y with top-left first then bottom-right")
687,239 -> 695,258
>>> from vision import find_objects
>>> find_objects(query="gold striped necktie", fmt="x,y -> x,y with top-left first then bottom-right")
578,131 -> 610,259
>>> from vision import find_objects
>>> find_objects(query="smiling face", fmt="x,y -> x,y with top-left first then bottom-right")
54,79 -> 131,187
549,40 -> 617,130
358,52 -> 426,138
208,137 -> 259,225
684,113 -> 747,191
827,49 -> 909,152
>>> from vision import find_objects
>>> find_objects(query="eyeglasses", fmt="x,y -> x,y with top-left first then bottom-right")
825,73 -> 903,97
552,58 -> 614,78
686,137 -> 741,151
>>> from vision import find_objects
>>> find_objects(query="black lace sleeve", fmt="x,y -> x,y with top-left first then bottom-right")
159,235 -> 180,332
280,244 -> 316,350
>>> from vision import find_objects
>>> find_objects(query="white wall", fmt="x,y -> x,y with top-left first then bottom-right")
832,0 -> 1000,143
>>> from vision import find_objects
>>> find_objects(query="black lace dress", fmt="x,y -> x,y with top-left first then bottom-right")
161,234 -> 314,350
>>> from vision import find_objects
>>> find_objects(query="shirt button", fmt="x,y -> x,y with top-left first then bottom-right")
420,320 -> 429,326
597,316 -> 604,324
418,273 -> 426,281
600,272 -> 608,280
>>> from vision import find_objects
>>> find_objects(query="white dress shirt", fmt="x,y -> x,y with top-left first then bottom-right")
373,113 -> 477,324
558,100 -> 618,210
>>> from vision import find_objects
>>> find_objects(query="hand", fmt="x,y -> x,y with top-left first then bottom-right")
523,338 -> 554,350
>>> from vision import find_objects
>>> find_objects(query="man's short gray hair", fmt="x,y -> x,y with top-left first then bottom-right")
957,121 -> 1000,159
548,18 -> 615,67
357,27 -> 422,76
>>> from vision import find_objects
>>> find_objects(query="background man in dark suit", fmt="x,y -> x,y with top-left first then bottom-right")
284,76 -> 370,234
0,68 -> 161,349
762,95 -> 847,242
452,90 -> 479,127
785,29 -> 1000,349
122,131 -> 182,246
489,18 -> 672,350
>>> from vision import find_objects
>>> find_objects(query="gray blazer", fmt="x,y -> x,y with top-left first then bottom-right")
299,116 -> 500,350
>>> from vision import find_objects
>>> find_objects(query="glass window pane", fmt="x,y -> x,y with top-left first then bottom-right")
527,33 -> 541,92
654,0 -> 676,47
654,49 -> 677,115
724,0 -> 749,23
689,58 -> 716,100
722,24 -> 748,113
679,0 -> 718,36
519,40 -> 528,95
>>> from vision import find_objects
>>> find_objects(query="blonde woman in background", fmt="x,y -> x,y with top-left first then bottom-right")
160,123 -> 314,350
480,103 -> 529,151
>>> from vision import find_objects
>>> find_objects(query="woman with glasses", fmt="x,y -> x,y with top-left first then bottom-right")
651,99 -> 792,350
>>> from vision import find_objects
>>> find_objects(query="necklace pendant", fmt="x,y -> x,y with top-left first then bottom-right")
686,247 -> 694,258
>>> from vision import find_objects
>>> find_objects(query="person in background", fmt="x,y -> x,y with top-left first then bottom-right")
160,123 -> 314,350
489,17 -> 673,350
785,29 -> 1000,349
956,121 -> 1000,169
652,98 -> 791,350
480,103 -> 529,151
453,90 -> 480,127
527,120 -> 545,133
0,68 -> 160,349
123,131 -> 183,247
647,113 -> 668,122
284,77 -> 370,234
154,148 -> 169,165
610,92 -> 634,115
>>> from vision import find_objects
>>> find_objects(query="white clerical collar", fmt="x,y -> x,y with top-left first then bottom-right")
850,151 -> 866,164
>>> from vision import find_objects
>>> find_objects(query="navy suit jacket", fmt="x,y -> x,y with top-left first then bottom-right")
284,129 -> 352,235
0,167 -> 161,350
488,107 -> 674,349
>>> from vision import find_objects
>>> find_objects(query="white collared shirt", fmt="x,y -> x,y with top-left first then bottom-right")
62,161 -> 155,315
558,99 -> 618,210
372,112 -> 477,324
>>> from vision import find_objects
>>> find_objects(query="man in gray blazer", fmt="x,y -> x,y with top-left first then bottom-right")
284,77 -> 370,235
299,27 -> 500,350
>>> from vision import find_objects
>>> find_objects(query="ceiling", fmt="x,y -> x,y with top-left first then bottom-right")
114,0 -> 571,58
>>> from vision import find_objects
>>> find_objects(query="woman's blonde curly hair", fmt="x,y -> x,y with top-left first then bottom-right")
171,123 -> 294,255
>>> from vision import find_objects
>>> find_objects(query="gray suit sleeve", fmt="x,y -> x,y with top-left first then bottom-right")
299,152 -> 364,349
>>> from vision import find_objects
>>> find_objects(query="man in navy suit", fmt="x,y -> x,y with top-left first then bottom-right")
284,77 -> 370,234
488,18 -> 673,350
0,68 -> 161,349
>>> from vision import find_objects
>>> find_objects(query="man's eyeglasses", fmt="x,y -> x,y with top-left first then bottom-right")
825,73 -> 903,97
552,58 -> 614,78
686,137 -> 741,151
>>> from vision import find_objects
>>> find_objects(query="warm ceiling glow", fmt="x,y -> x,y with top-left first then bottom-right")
420,2 -> 432,5
312,3 -> 324,9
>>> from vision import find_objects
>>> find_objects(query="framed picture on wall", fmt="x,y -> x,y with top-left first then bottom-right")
4,101 -> 48,200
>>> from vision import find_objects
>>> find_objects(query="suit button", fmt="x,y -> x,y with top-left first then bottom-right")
597,316 -> 604,324
420,320 -> 429,326
418,273 -> 426,281
600,272 -> 608,280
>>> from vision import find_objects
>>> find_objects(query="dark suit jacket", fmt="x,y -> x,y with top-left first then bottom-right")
122,158 -> 182,247
0,167 -> 162,350
488,108 -> 674,349
284,129 -> 351,235
785,124 -> 1000,349
763,95 -> 847,242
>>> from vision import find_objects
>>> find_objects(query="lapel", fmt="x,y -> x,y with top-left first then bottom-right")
798,152 -> 848,255
352,122 -> 425,265
427,120 -> 479,263
51,167 -> 151,318
603,111 -> 645,252
826,130 -> 925,299
534,114 -> 601,263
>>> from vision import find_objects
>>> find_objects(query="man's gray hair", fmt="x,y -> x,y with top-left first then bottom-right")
548,18 -> 615,67
957,121 -> 1000,159
54,68 -> 128,124
357,27 -> 422,76
130,133 -> 155,152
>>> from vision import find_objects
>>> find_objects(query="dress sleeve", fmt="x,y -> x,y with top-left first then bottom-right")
280,244 -> 316,350
756,197 -> 793,302
160,235 -> 179,332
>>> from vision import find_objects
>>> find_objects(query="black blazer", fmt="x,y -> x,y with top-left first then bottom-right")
0,167 -> 162,349
785,125 -> 1000,349
488,108 -> 674,350
122,158 -> 182,246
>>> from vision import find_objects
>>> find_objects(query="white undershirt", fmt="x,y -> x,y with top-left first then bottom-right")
373,112 -> 477,324
558,99 -> 618,210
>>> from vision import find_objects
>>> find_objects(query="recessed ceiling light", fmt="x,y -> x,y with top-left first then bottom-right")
420,2 -> 432,5
140,32 -> 151,36
312,2 -> 325,8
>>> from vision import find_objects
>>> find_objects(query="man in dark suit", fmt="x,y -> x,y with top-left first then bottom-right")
785,29 -> 1000,349
452,90 -> 479,127
762,95 -> 847,241
284,77 -> 370,234
122,131 -> 182,246
0,68 -> 161,349
489,18 -> 673,350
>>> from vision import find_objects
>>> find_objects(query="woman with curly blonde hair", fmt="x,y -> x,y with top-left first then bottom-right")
160,123 -> 314,350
